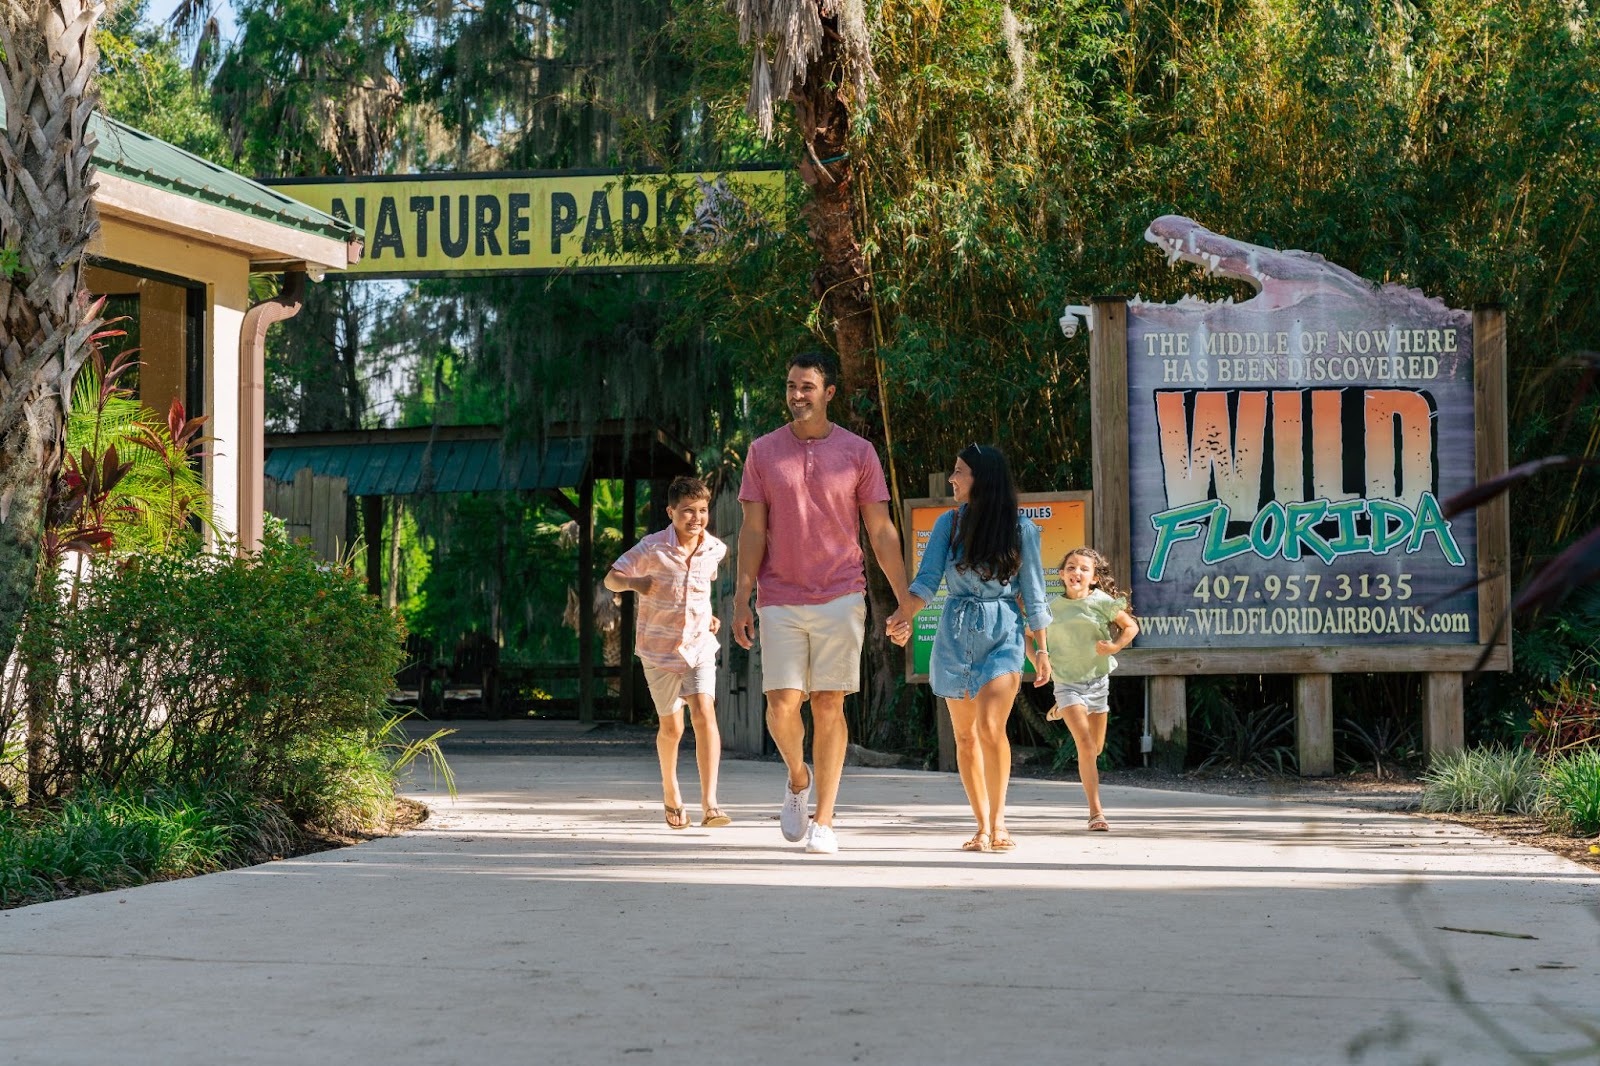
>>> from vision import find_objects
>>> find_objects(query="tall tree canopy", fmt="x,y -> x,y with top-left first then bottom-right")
90,0 -> 1600,742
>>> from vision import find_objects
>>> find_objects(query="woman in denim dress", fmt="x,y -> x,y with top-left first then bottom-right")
896,445 -> 1053,852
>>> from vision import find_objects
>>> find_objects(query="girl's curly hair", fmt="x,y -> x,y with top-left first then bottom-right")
1060,546 -> 1130,610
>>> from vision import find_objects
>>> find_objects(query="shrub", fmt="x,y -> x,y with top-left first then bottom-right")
1524,677 -> 1600,755
1420,747 -> 1545,815
1539,747 -> 1600,836
275,728 -> 397,836
1190,677 -> 1297,774
5,532 -> 405,802
1337,715 -> 1420,780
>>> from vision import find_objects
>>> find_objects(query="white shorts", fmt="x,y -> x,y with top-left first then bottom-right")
643,660 -> 716,716
758,593 -> 867,695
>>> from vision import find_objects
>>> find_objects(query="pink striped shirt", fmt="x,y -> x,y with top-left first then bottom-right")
610,526 -> 727,672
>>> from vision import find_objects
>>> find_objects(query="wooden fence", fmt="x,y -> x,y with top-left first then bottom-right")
265,469 -> 349,562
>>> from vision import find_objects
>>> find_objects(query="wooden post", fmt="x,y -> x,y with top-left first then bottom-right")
1423,672 -> 1465,759
578,475 -> 596,723
292,468 -> 313,544
1090,296 -> 1131,587
362,496 -> 383,595
1148,676 -> 1187,772
620,477 -> 639,722
1294,673 -> 1335,777
1092,296 -> 1192,768
1474,305 -> 1512,665
386,498 -> 404,610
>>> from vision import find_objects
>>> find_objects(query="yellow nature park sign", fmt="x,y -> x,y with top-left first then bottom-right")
269,168 -> 786,278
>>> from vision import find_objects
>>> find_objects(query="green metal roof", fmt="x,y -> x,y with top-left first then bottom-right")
0,98 -> 356,245
265,434 -> 590,495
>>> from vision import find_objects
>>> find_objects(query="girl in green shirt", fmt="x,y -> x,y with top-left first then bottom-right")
1043,547 -> 1139,831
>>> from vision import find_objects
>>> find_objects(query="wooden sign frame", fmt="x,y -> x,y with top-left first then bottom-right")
1089,286 -> 1509,774
1089,296 -> 1511,677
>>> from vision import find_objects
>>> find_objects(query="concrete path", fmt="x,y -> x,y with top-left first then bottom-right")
2,750 -> 1597,1065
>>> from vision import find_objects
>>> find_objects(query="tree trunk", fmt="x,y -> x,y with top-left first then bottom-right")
0,1 -> 105,801
791,16 -> 876,416
791,11 -> 902,743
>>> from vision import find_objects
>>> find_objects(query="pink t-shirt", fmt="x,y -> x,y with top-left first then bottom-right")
738,423 -> 890,608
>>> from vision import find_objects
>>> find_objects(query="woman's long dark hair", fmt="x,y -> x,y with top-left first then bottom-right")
952,444 -> 1021,583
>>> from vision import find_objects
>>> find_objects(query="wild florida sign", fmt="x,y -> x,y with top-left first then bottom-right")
1125,217 -> 1477,649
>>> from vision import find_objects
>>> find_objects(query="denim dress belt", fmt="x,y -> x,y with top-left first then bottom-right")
943,594 -> 1019,699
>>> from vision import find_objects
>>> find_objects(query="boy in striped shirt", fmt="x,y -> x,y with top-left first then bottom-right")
605,476 -> 731,830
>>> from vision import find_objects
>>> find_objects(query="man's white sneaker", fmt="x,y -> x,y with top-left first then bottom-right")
804,822 -> 838,854
780,765 -> 812,842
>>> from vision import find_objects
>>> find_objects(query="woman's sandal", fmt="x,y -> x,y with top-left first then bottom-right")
961,832 -> 992,852
990,832 -> 1017,851
701,808 -> 733,828
1087,814 -> 1111,832
664,805 -> 690,830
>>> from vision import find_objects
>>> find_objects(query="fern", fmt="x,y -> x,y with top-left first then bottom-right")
66,355 -> 215,555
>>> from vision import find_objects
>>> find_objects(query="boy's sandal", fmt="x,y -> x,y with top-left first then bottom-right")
990,832 -> 1017,851
1087,815 -> 1111,832
664,805 -> 690,830
701,808 -> 733,828
961,832 -> 992,852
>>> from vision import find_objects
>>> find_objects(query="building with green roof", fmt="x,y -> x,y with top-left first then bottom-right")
2,99 -> 362,550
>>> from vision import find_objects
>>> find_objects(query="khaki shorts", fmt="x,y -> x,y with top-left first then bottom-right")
758,593 -> 867,695
643,660 -> 716,716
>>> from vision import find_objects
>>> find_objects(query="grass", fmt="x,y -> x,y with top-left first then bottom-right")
1540,746 -> 1600,836
1419,747 -> 1545,815
0,784 -> 296,909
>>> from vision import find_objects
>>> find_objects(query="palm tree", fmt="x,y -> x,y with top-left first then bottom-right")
728,0 -> 878,410
729,2 -> 910,733
0,0 -> 104,664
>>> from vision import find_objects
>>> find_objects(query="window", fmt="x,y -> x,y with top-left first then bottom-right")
83,260 -> 204,422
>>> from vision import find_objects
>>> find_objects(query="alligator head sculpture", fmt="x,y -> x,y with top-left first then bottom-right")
1061,215 -> 1467,342
1141,215 -> 1376,311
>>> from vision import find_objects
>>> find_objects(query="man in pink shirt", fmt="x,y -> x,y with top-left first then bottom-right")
732,352 -> 913,854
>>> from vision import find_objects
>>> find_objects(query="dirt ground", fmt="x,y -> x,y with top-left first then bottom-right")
1022,762 -> 1600,873
291,797 -> 431,856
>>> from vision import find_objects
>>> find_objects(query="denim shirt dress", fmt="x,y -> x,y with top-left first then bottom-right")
908,508 -> 1052,700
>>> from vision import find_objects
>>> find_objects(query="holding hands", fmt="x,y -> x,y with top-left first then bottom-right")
885,604 -> 914,647
1094,639 -> 1120,657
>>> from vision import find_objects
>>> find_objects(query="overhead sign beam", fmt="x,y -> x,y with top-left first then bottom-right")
269,166 -> 786,278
